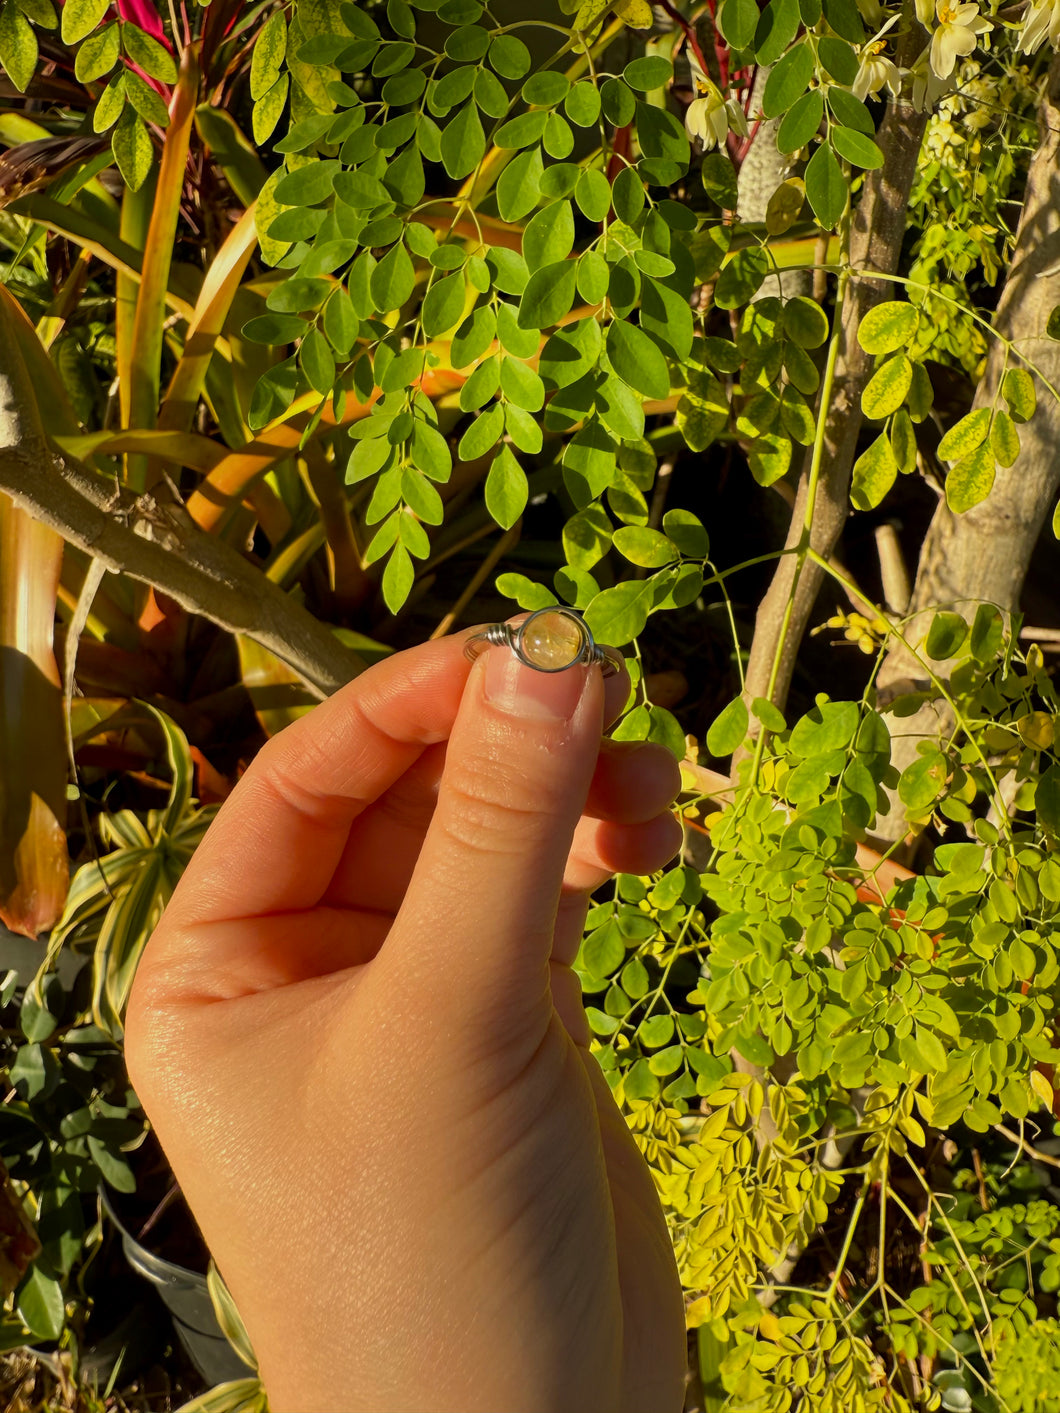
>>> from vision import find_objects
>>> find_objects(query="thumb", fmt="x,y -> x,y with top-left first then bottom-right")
386,616 -> 609,1025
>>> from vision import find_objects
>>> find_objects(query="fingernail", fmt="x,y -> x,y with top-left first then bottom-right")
484,649 -> 588,722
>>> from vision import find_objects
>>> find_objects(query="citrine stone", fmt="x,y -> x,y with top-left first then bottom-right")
519,611 -> 585,670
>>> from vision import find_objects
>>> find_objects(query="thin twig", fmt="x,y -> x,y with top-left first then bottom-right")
995,1123 -> 1060,1171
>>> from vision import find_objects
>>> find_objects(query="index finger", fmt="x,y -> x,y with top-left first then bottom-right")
162,623 -> 631,929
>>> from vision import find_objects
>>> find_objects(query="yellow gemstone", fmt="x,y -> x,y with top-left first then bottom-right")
520,611 -> 584,670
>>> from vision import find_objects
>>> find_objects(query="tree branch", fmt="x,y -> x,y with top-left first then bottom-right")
740,95 -> 928,717
0,345 -> 368,700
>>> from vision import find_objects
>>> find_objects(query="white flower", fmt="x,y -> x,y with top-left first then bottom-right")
914,0 -> 935,27
909,49 -> 955,109
852,41 -> 903,99
685,86 -> 730,150
928,0 -> 990,79
1018,0 -> 1060,52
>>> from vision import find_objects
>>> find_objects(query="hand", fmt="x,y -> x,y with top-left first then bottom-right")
124,617 -> 688,1413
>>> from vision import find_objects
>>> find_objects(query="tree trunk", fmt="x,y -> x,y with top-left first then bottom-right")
739,96 -> 928,725
872,51 -> 1060,845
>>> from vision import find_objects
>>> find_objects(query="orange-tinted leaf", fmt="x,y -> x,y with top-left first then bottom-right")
0,494 -> 68,937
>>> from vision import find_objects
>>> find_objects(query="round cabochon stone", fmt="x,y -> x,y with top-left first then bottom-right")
520,611 -> 585,670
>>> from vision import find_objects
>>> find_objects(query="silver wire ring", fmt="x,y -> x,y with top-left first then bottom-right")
463,607 -> 621,677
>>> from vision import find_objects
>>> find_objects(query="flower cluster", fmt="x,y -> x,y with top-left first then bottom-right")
683,54 -> 749,152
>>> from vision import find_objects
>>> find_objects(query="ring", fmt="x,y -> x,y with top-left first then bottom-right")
463,607 -> 621,677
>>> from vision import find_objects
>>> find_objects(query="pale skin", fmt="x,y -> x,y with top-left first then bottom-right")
124,615 -> 689,1412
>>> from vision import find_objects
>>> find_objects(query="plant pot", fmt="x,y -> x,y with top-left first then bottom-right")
100,1134 -> 251,1388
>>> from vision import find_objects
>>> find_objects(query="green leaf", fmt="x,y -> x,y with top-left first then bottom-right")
640,277 -> 693,361
500,356 -> 544,411
274,160 -> 340,207
913,1028 -> 948,1072
850,431 -> 898,511
748,432 -> 791,486
781,298 -> 829,353
775,89 -> 823,154
370,242 -> 415,313
612,526 -> 677,568
484,444 -> 527,529
111,105 -> 153,191
0,0 -> 36,90
714,247 -> 769,309
624,55 -> 672,90
125,68 -> 169,127
421,272 -> 466,337
583,579 -> 655,646
662,508 -> 709,558
890,408 -> 916,473
639,1013 -> 675,1047
803,141 -> 846,228
563,502 -> 612,569
582,918 -> 625,976
401,465 -> 445,524
251,9 -> 286,99
718,0 -> 758,48
565,80 -> 601,127
606,321 -> 669,400
121,22 -> 177,82
1037,763 -> 1060,837
523,200 -> 575,274
323,289 -> 358,356
575,168 -> 612,222
451,304 -> 497,369
857,301 -> 919,355
381,543 -> 414,614
898,751 -> 948,811
822,0 -> 864,40
830,125 -> 882,169
1002,367 -> 1036,423
924,611 -> 967,661
60,0 -> 107,44
410,421 -> 452,483
563,422 -> 617,502
755,0 -> 801,64
496,572 -> 557,610
540,317 -> 602,389
706,696 -> 749,756
74,20 -> 118,81
517,261 -> 577,330
495,110 -> 548,150
991,409 -> 1020,468
458,402 -> 504,460
440,101 -> 485,180
761,42 -> 814,118
299,327 -> 335,395
828,92 -> 874,142
489,32 -> 530,78
1047,305 -> 1060,341
861,354 -> 912,419
16,1268 -> 64,1340
242,313 -> 307,344
253,72 -> 288,147
676,369 -> 728,451
752,697 -> 787,732
945,443 -> 996,513
496,147 -> 543,223
818,35 -> 858,83
790,700 -> 858,754
936,406 -> 990,462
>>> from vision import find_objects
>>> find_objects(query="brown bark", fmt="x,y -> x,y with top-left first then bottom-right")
872,51 -> 1060,843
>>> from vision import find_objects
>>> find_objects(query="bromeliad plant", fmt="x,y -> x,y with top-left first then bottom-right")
5,0 -> 1060,1403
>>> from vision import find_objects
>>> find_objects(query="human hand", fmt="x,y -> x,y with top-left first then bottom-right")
124,616 -> 688,1413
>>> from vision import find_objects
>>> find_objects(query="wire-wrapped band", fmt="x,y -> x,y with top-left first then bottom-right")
463,607 -> 621,677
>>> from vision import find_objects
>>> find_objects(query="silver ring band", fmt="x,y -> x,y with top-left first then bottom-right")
464,607 -> 621,678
